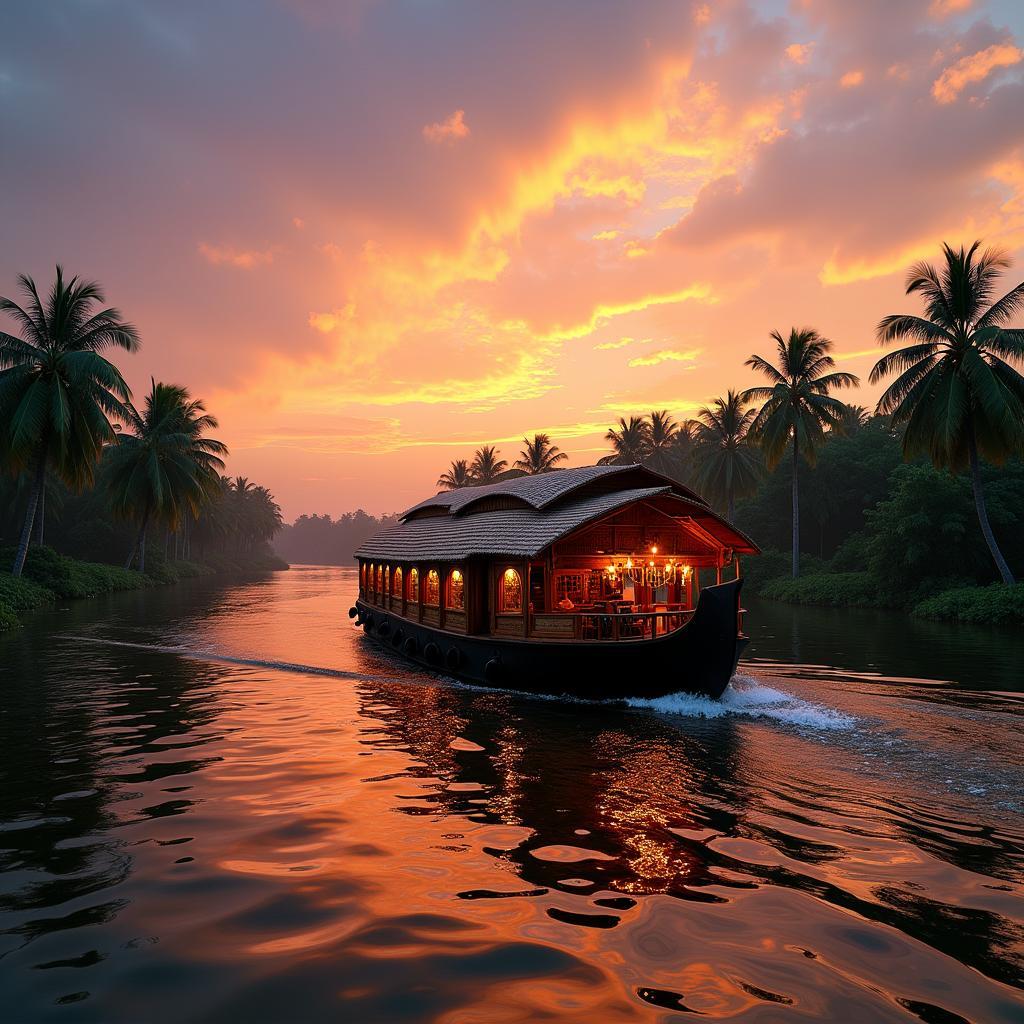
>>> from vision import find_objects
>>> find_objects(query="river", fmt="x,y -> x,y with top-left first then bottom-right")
1,566 -> 1022,1022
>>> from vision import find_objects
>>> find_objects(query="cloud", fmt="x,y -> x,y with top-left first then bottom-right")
596,336 -> 642,350
198,243 -> 275,269
627,348 -> 701,368
423,108 -> 470,144
932,42 -> 1023,103
785,43 -> 813,65
839,69 -> 864,88
929,0 -> 973,18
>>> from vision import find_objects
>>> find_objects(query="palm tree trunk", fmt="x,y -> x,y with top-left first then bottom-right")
126,508 -> 151,571
35,481 -> 45,547
791,435 -> 800,578
967,428 -> 1015,585
11,450 -> 46,577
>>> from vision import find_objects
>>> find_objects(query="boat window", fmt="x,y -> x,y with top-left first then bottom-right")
374,565 -> 381,594
383,565 -> 390,594
360,563 -> 366,592
409,567 -> 419,602
500,568 -> 522,613
425,569 -> 440,606
392,566 -> 403,596
447,569 -> 464,610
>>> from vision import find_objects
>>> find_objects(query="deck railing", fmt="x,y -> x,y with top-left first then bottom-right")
531,608 -> 694,641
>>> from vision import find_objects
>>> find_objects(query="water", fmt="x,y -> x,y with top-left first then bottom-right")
1,567 -> 1022,1022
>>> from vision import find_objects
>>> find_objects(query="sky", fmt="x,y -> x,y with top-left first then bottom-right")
3,0 -> 1024,519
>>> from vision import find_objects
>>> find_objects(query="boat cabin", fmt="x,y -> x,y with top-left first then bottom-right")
355,465 -> 758,644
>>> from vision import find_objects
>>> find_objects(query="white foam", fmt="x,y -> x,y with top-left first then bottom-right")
627,673 -> 856,731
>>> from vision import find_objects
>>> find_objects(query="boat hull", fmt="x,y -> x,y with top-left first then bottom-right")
353,579 -> 746,700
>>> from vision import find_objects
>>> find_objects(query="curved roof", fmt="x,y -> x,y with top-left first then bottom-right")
400,463 -> 708,519
356,465 -> 759,562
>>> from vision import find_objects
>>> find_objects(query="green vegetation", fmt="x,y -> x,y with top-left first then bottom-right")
914,583 -> 1024,626
427,241 -> 1023,624
871,242 -> 1024,585
0,266 -> 286,631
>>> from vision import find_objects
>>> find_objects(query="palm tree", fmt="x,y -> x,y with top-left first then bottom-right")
106,381 -> 227,572
437,459 -> 474,490
598,417 -> 650,465
0,266 -> 139,576
514,433 -> 568,474
871,242 -> 1024,584
838,404 -> 871,434
667,419 -> 699,485
646,410 -> 679,474
742,328 -> 860,577
692,390 -> 763,520
470,445 -> 508,484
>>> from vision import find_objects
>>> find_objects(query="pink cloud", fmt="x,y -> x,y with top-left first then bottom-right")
198,242 -> 275,269
423,108 -> 470,144
932,42 -> 1023,103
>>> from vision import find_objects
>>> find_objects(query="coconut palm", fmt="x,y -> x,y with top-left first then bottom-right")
470,445 -> 508,484
646,410 -> 680,475
514,433 -> 568,474
871,242 -> 1024,584
437,459 -> 474,490
106,381 -> 227,572
0,266 -> 139,576
692,390 -> 763,520
742,328 -> 860,577
598,416 -> 651,465
838,404 -> 871,434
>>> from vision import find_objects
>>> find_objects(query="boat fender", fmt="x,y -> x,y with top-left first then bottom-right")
424,642 -> 441,665
484,658 -> 502,683
445,647 -> 461,671
378,620 -> 390,638
403,636 -> 418,656
347,606 -> 358,619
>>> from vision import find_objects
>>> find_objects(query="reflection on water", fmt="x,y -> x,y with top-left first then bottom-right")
1,567 -> 1022,1022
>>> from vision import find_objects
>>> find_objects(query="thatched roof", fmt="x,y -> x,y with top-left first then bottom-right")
355,464 -> 758,562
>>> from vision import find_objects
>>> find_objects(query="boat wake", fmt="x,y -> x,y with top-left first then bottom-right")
627,673 -> 857,731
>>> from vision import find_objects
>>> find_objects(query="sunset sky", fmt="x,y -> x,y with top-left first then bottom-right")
4,0 -> 1024,518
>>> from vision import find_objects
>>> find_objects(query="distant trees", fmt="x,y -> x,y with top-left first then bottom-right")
470,445 -> 508,484
692,390 -> 763,520
274,509 -> 398,565
437,459 -> 474,490
514,433 -> 568,474
871,241 -> 1024,584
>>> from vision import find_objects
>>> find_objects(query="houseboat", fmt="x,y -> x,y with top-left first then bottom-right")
350,464 -> 759,700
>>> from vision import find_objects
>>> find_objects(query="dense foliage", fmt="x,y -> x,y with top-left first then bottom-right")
1,266 -> 286,629
274,510 -> 400,566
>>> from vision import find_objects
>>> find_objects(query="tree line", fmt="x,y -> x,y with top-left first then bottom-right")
435,242 -> 1024,584
0,267 -> 282,576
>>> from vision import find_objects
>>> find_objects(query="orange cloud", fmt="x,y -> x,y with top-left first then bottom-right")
929,0 -> 972,18
423,108 -> 470,143
839,70 -> 864,88
627,348 -> 701,368
932,42 -> 1023,103
198,243 -> 275,269
785,43 -> 813,65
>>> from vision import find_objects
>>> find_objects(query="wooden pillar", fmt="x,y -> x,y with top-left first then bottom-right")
735,557 -> 742,580
439,565 -> 447,632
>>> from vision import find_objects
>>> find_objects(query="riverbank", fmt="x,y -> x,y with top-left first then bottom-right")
0,545 -> 288,631
743,550 -> 1024,625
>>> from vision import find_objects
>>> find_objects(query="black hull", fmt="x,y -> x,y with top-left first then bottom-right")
354,579 -> 745,701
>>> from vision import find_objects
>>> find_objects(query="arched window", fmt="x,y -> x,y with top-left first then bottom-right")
374,564 -> 381,594
392,566 -> 403,596
383,565 -> 391,596
360,563 -> 366,592
425,569 -> 440,606
501,568 -> 523,612
446,569 -> 464,609
408,567 -> 420,602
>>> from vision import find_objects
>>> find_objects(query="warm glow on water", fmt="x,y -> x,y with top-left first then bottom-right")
1,567 -> 1023,1021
